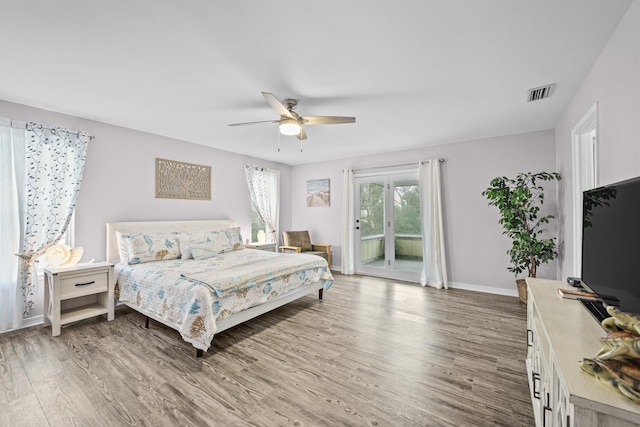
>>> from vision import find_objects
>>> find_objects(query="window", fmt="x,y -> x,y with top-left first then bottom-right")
1,119 -> 89,329
244,165 -> 280,244
250,203 -> 266,243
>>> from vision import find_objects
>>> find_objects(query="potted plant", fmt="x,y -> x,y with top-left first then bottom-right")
482,171 -> 561,303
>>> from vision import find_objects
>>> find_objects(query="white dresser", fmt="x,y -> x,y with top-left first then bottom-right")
526,278 -> 640,426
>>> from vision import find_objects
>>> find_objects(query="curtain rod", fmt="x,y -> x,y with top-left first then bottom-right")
346,159 -> 445,173
2,117 -> 95,140
27,122 -> 95,140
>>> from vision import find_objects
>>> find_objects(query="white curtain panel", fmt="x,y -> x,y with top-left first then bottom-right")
17,122 -> 89,318
341,168 -> 355,274
0,119 -> 26,332
419,159 -> 448,289
244,165 -> 280,244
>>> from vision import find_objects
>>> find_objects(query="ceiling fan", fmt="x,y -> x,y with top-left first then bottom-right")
228,92 -> 356,140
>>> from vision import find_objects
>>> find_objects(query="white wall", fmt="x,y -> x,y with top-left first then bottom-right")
290,129 -> 557,295
0,99 -> 292,320
555,1 -> 640,281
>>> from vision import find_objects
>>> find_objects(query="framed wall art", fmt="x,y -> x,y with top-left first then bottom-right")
307,178 -> 330,207
155,158 -> 211,200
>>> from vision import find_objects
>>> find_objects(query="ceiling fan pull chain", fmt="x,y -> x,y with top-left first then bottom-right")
300,139 -> 303,152
277,126 -> 281,152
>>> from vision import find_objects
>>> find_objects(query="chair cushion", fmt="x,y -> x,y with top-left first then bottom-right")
306,250 -> 329,262
283,231 -> 312,252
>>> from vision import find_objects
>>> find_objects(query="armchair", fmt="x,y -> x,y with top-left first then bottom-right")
280,230 -> 331,267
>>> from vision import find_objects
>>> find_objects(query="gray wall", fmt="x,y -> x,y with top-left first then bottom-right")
290,129 -> 557,295
555,1 -> 640,281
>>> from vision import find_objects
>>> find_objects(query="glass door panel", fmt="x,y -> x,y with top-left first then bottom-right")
393,178 -> 422,273
356,178 -> 387,275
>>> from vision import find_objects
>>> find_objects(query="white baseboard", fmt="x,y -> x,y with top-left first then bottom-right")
22,314 -> 44,328
448,281 -> 519,297
0,314 -> 44,335
332,266 -> 520,298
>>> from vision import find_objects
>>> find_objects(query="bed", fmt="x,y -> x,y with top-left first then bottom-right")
106,220 -> 334,356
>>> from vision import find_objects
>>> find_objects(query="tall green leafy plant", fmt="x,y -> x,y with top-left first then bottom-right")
482,171 -> 561,278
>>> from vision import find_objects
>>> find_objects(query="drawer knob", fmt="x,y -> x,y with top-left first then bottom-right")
75,280 -> 95,287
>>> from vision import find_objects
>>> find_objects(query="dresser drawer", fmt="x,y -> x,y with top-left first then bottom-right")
59,271 -> 108,299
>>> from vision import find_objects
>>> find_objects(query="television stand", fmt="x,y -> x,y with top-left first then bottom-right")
579,299 -> 609,324
525,278 -> 640,426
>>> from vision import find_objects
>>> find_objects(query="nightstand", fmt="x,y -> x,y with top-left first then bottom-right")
43,262 -> 115,336
245,242 -> 276,252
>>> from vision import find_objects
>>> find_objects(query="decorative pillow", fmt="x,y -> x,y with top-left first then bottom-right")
190,242 -> 223,261
179,227 -> 245,259
121,232 -> 181,264
178,231 -> 215,259
221,227 -> 245,253
178,235 -> 202,260
115,231 -> 130,264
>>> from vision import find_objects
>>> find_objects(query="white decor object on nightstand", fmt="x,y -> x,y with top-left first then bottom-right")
43,261 -> 115,337
245,242 -> 276,252
43,244 -> 83,268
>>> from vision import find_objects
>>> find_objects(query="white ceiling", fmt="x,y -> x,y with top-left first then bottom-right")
0,1 -> 632,165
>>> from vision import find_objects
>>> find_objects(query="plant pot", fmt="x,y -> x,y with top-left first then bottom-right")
516,279 -> 527,304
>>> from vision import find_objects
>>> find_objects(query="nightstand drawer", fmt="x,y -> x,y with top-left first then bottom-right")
60,272 -> 108,299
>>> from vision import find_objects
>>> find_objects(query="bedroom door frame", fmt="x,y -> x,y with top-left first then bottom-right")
353,169 -> 421,282
571,102 -> 598,276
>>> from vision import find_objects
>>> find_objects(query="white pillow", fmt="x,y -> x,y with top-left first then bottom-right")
121,232 -> 181,264
179,227 -> 245,259
178,233 -> 209,260
190,242 -> 223,261
115,231 -> 129,264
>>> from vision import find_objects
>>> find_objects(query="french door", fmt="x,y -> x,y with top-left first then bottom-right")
354,171 -> 422,282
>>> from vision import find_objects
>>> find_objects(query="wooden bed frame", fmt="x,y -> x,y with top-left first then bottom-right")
106,219 -> 325,357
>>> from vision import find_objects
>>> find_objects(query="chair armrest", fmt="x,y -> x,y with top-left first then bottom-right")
311,244 -> 331,268
280,245 -> 302,253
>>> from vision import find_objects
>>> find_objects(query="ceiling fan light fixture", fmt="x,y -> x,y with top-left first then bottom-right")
279,119 -> 301,136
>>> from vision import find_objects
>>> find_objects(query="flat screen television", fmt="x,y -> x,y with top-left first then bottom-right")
581,175 -> 640,319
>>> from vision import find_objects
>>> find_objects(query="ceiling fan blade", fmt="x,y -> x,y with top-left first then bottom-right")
296,127 -> 307,141
228,119 -> 279,127
262,92 -> 294,119
301,116 -> 356,125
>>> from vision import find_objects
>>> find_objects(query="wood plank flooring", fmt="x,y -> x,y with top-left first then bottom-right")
0,274 -> 534,426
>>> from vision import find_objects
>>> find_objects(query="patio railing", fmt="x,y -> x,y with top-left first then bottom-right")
360,234 -> 422,264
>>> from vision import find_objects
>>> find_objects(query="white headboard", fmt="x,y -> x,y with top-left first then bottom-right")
106,219 -> 237,264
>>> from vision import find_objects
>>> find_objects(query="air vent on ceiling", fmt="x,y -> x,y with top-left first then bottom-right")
527,84 -> 555,102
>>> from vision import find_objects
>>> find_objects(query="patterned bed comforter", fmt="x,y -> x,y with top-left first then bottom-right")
116,249 -> 334,351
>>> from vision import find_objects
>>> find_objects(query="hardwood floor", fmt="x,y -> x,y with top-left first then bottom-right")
0,274 -> 534,426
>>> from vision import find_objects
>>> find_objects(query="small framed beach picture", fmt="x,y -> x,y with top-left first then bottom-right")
307,178 -> 330,207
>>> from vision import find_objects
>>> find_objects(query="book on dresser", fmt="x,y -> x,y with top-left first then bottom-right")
557,288 -> 600,300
